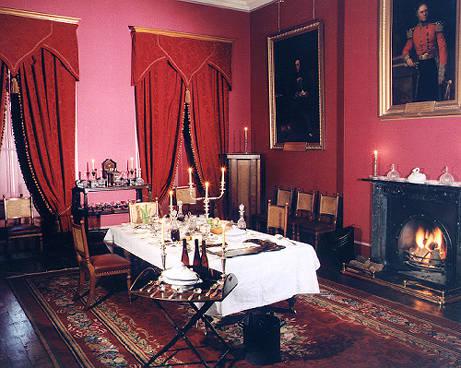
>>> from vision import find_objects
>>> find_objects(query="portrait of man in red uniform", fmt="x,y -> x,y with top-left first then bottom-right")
402,3 -> 447,101
391,0 -> 456,105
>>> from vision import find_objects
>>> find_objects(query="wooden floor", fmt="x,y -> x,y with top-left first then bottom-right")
1,234 -> 461,367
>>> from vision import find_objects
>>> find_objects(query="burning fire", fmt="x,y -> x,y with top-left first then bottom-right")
409,226 -> 447,266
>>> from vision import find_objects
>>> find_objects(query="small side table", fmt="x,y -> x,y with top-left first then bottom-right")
131,268 -> 238,368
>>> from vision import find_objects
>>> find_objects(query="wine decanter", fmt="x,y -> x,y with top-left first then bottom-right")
237,204 -> 246,230
439,166 -> 454,185
386,164 -> 401,180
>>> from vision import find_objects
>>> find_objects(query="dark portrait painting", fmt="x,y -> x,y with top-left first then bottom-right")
268,21 -> 324,150
380,0 -> 461,118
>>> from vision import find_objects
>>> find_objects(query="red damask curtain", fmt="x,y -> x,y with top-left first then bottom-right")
131,29 -> 231,199
0,61 -> 7,150
189,66 -> 230,196
135,58 -> 185,200
0,12 -> 79,231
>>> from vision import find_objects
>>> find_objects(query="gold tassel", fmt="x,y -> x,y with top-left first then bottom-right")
11,77 -> 19,94
185,88 -> 191,104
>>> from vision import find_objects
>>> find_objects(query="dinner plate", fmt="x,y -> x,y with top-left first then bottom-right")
160,276 -> 202,286
161,266 -> 200,282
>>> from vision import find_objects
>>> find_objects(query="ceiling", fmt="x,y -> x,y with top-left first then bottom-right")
178,0 -> 275,12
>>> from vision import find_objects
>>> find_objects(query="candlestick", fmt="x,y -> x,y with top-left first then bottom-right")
91,159 -> 95,171
126,160 -> 129,173
130,157 -> 134,171
222,223 -> 226,249
161,218 -> 165,244
373,150 -> 378,177
244,127 -> 248,153
188,167 -> 193,186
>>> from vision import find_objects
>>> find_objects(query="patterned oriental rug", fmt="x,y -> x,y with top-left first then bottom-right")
8,269 -> 461,368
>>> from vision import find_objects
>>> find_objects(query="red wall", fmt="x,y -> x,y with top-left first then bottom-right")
250,0 -> 342,201
343,0 -> 461,244
0,0 -> 251,223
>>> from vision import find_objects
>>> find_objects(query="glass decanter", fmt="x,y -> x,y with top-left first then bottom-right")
386,164 -> 401,180
237,204 -> 246,230
439,166 -> 455,185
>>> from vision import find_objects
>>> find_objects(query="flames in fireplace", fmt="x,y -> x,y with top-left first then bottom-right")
406,226 -> 447,270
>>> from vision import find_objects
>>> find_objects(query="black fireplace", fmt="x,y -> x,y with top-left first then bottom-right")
361,178 -> 461,303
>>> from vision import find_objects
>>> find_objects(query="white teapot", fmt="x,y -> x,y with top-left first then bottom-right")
407,168 -> 427,184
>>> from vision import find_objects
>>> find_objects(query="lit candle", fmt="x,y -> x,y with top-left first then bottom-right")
188,167 -> 193,186
221,167 -> 225,188
91,159 -> 95,171
373,150 -> 378,177
205,181 -> 209,199
130,157 -> 134,170
169,190 -> 173,208
244,127 -> 248,152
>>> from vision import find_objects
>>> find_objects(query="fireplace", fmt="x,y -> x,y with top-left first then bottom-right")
348,178 -> 461,304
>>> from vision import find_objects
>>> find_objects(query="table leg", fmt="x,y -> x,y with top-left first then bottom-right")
145,300 -> 215,368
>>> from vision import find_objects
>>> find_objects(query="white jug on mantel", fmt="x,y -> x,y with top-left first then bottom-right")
407,168 -> 427,184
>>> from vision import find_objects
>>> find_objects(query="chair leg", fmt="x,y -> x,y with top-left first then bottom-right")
314,233 -> 320,250
127,272 -> 132,303
74,268 -> 85,301
38,236 -> 44,253
86,273 -> 97,309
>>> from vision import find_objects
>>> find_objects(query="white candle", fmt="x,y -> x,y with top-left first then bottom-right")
205,181 -> 209,199
373,150 -> 378,177
91,159 -> 95,171
222,223 -> 226,249
130,157 -> 134,170
188,167 -> 193,186
244,127 -> 248,141
221,167 -> 225,187
169,190 -> 173,208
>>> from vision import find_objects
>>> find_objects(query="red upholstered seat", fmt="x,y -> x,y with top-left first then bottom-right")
91,254 -> 131,273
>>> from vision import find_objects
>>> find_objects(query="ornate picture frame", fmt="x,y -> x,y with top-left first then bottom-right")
268,20 -> 325,150
379,0 -> 461,118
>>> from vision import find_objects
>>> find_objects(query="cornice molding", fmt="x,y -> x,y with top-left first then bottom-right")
178,0 -> 275,12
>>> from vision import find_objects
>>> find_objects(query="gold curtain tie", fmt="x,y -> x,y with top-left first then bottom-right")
185,88 -> 191,104
11,77 -> 19,94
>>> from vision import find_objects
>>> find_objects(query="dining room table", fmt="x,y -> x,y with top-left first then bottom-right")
103,223 -> 321,317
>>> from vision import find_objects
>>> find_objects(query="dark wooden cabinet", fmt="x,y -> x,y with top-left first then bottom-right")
225,153 -> 262,223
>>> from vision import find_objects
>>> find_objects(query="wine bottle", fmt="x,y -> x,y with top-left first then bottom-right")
193,239 -> 201,268
181,239 -> 190,266
200,240 -> 209,270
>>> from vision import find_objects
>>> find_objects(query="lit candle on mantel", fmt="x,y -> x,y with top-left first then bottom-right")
205,181 -> 209,199
188,167 -> 193,186
221,167 -> 225,188
130,157 -> 134,171
91,159 -> 95,171
373,150 -> 378,177
244,127 -> 248,153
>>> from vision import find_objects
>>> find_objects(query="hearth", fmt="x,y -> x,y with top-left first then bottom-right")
344,178 -> 461,305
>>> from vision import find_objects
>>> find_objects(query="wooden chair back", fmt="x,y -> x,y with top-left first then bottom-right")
276,188 -> 293,210
71,219 -> 90,263
318,193 -> 340,225
128,201 -> 158,224
295,191 -> 316,221
267,200 -> 289,237
4,197 -> 33,222
175,186 -> 197,205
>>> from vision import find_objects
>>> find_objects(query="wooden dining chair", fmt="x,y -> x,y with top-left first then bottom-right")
290,190 -> 317,240
276,187 -> 294,212
266,200 -> 289,237
299,193 -> 341,249
128,200 -> 159,224
71,219 -> 131,309
3,196 -> 43,253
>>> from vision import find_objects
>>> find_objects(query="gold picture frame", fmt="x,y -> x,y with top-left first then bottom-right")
379,0 -> 461,119
268,20 -> 325,150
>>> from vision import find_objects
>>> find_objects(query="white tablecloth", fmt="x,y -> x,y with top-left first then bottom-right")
104,226 -> 320,317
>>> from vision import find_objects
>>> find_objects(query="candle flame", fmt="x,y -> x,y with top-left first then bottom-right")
244,127 -> 248,131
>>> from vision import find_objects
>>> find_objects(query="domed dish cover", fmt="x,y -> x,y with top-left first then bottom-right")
439,166 -> 455,185
407,168 -> 427,184
161,264 -> 200,282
